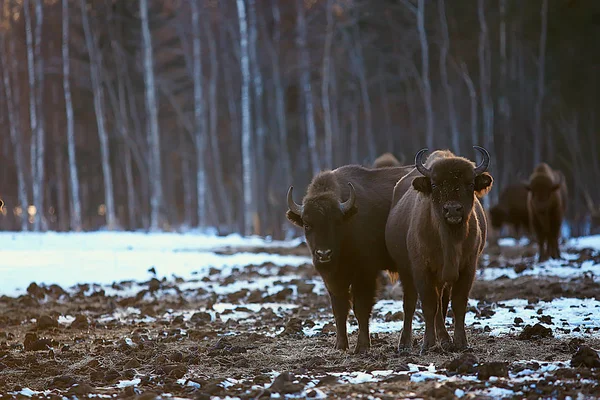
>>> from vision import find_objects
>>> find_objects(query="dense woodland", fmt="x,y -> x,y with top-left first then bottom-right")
0,0 -> 599,238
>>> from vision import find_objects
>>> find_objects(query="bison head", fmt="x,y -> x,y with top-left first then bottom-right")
525,174 -> 562,211
286,183 -> 357,266
412,146 -> 493,226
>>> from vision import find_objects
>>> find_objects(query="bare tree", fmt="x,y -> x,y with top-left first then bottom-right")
190,0 -> 207,228
236,0 -> 256,236
417,0 -> 434,149
457,61 -> 479,151
321,0 -> 335,169
478,0 -> 495,205
438,0 -> 460,154
296,0 -> 320,175
62,0 -> 82,231
499,0 -> 511,188
140,0 -> 163,231
80,0 -> 118,229
533,0 -> 548,167
0,35 -> 28,231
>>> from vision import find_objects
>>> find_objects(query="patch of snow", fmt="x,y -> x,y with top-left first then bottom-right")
58,315 -> 75,325
117,378 -> 141,388
479,258 -> 599,281
569,235 -> 600,251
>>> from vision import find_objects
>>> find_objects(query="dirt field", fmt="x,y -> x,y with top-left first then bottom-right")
1,238 -> 600,399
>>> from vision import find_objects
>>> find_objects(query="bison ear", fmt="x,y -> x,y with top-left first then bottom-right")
474,172 -> 493,198
412,176 -> 432,194
286,210 -> 303,227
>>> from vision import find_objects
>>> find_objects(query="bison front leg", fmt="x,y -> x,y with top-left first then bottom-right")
451,266 -> 476,350
398,275 -> 417,352
328,290 -> 350,351
416,273 -> 439,354
436,285 -> 453,351
351,278 -> 377,354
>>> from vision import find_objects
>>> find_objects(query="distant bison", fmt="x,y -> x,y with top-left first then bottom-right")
286,164 -> 413,353
526,163 -> 567,262
488,183 -> 530,239
385,147 -> 493,353
372,153 -> 404,168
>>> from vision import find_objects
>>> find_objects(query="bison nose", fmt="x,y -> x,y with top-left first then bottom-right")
443,203 -> 463,215
315,249 -> 333,263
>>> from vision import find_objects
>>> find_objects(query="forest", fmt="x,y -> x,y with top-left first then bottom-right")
0,0 -> 599,239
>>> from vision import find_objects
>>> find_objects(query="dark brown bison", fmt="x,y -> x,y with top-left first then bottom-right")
373,153 -> 404,168
488,183 -> 530,239
385,147 -> 493,354
526,163 -> 568,262
286,164 -> 413,353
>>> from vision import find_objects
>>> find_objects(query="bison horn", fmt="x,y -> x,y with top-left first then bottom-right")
340,182 -> 356,215
473,146 -> 490,175
414,148 -> 432,177
287,186 -> 303,215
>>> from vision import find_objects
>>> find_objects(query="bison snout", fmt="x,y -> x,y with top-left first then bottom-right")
443,202 -> 464,224
315,249 -> 333,263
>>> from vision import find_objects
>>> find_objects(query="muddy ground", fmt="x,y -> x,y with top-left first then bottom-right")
1,240 -> 600,399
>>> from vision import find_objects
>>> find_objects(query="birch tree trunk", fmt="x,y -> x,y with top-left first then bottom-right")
190,0 -> 208,229
533,0 -> 548,167
33,0 -> 45,230
80,0 -> 117,229
24,0 -> 40,230
352,26 -> 376,161
296,0 -> 320,176
140,0 -> 163,231
236,0 -> 256,236
417,0 -> 434,149
321,0 -> 334,169
458,62 -> 479,151
499,0 -> 511,188
438,0 -> 460,154
62,0 -> 82,231
0,35 -> 29,231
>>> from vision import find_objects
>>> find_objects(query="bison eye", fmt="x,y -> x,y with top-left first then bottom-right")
304,224 -> 311,231
468,183 -> 475,190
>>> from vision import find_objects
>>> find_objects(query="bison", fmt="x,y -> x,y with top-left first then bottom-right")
286,163 -> 413,353
488,183 -> 530,239
373,152 -> 404,168
385,147 -> 493,354
526,163 -> 567,262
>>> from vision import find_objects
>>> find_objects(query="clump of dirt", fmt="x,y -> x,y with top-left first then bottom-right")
518,323 -> 554,340
279,318 -> 304,337
445,353 -> 478,374
571,346 -> 600,368
477,361 -> 509,380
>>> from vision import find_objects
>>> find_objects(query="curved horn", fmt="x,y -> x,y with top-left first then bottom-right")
287,186 -> 303,215
340,182 -> 356,215
414,148 -> 431,177
473,145 -> 490,175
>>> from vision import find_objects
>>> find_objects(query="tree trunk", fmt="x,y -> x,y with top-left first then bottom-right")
204,15 -> 233,229
478,0 -> 495,206
378,60 -> 393,153
80,0 -> 117,229
62,0 -> 82,231
236,0 -> 256,236
457,61 -> 478,150
533,0 -> 548,167
190,0 -> 208,229
417,0 -> 434,149
321,0 -> 335,169
33,0 -> 45,230
0,35 -> 29,231
438,0 -> 460,154
140,0 -> 163,231
352,26 -> 376,161
296,0 -> 320,175
499,0 -> 511,189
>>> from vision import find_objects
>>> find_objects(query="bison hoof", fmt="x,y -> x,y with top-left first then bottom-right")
353,343 -> 370,355
453,334 -> 468,350
440,338 -> 454,352
334,338 -> 349,351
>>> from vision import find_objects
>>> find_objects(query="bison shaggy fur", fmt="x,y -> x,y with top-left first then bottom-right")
526,163 -> 567,262
373,152 -> 403,168
286,164 -> 413,353
385,147 -> 493,354
488,183 -> 530,239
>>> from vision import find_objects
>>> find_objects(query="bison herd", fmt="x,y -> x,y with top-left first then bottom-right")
286,147 -> 569,355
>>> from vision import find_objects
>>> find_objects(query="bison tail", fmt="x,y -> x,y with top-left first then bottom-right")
387,271 -> 400,285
